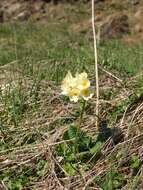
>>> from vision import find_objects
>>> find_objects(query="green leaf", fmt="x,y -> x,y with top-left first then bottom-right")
63,125 -> 78,140
63,163 -> 77,176
101,170 -> 124,189
56,143 -> 67,156
90,142 -> 102,154
129,155 -> 141,169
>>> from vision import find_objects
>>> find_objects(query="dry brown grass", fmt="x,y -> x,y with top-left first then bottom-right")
0,61 -> 143,189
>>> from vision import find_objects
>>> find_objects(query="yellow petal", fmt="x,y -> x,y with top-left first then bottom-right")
76,72 -> 87,79
70,96 -> 79,102
61,83 -> 70,95
69,88 -> 80,97
78,80 -> 90,90
81,88 -> 93,101
61,71 -> 74,95
76,72 -> 90,90
68,88 -> 80,102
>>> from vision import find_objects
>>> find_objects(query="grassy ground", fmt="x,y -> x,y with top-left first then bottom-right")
0,6 -> 143,190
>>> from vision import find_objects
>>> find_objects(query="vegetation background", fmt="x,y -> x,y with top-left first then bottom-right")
0,0 -> 143,189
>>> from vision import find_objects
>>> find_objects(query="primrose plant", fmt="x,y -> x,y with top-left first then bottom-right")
58,71 -> 97,174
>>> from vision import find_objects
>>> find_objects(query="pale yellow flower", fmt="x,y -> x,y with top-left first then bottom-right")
76,72 -> 90,90
61,71 -> 93,102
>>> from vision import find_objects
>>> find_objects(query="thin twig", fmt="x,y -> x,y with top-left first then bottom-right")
92,0 -> 99,130
98,65 -> 123,83
1,181 -> 9,190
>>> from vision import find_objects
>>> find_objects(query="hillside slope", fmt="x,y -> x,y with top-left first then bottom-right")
0,0 -> 143,42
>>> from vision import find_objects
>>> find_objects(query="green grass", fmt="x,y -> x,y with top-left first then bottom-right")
0,22 -> 143,82
99,40 -> 143,76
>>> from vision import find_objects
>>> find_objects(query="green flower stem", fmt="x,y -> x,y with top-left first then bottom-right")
78,100 -> 86,128
75,100 -> 86,153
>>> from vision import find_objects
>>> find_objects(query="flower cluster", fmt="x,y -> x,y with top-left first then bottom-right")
61,71 -> 93,102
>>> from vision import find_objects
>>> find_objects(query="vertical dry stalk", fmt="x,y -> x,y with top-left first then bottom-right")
92,0 -> 99,129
